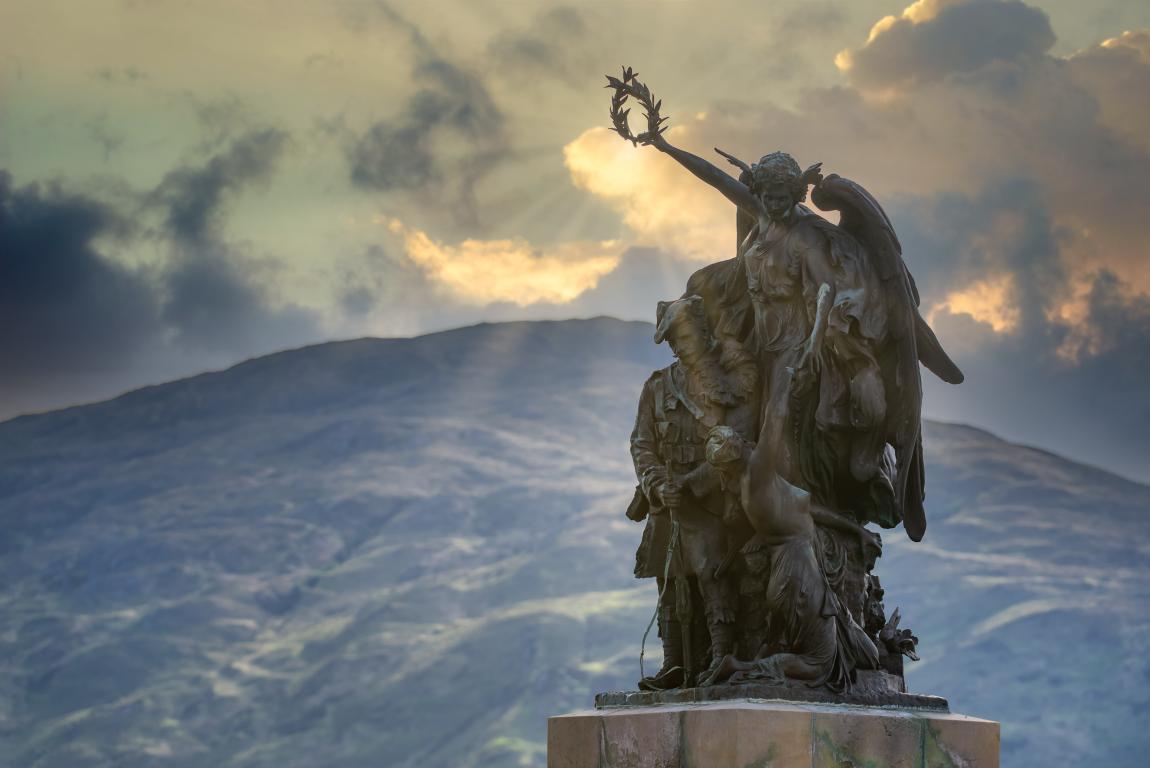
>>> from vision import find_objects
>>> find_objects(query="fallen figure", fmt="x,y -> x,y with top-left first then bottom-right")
700,286 -> 879,692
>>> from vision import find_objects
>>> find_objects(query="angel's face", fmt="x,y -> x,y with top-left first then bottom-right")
760,184 -> 794,223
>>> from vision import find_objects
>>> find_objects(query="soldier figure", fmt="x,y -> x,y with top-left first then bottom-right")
628,295 -> 757,689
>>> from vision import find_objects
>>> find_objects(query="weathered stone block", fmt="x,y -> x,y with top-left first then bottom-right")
734,703 -> 813,768
924,712 -> 1002,768
548,700 -> 998,768
599,705 -> 681,768
812,707 -> 924,768
547,712 -> 602,768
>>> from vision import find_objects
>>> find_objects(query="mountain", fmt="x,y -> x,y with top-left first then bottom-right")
1,317 -> 1147,768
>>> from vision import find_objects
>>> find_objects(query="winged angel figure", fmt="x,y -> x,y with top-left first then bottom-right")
607,69 -> 963,544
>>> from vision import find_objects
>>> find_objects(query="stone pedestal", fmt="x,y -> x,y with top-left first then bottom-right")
548,700 -> 999,768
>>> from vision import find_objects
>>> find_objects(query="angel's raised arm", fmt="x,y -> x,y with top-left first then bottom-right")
605,68 -> 763,221
654,140 -> 764,222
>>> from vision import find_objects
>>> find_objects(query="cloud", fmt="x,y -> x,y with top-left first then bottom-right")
890,179 -> 1066,332
160,255 -> 317,356
84,113 -> 127,162
856,176 -> 1150,479
179,93 -> 262,151
0,172 -> 160,397
148,129 -> 321,355
383,218 -> 620,306
571,246 -> 701,321
755,3 -> 849,82
837,0 -> 1056,89
1066,29 -> 1150,152
151,128 -> 287,244
929,274 -> 1020,332
485,6 -> 592,87
558,2 -> 1150,479
563,125 -> 736,264
0,129 -> 323,417
346,5 -> 508,230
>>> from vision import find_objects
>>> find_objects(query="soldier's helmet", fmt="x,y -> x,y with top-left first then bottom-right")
653,294 -> 708,345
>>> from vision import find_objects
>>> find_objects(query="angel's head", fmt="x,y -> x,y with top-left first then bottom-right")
748,152 -> 806,219
713,146 -> 822,222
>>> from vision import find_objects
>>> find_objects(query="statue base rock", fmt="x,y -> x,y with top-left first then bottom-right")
595,670 -> 947,711
548,699 -> 998,768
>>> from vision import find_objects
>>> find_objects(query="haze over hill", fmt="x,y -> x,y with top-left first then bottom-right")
1,318 -> 1148,768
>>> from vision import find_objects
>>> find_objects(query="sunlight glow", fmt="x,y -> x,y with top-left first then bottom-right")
563,125 -> 732,262
929,274 -> 1020,333
383,218 -> 620,306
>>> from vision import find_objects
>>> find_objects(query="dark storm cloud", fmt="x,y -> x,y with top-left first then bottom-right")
148,129 -> 320,354
1,129 -> 321,417
150,128 -> 287,243
345,4 -> 508,229
889,183 -> 1150,481
161,255 -> 318,356
0,172 -> 160,388
922,276 -> 1150,482
845,0 -> 1056,89
891,179 -> 1065,332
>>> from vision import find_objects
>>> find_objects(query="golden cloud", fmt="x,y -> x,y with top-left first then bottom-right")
563,124 -> 734,263
1099,28 -> 1150,60
838,0 -> 960,72
928,274 -> 1020,333
383,218 -> 620,306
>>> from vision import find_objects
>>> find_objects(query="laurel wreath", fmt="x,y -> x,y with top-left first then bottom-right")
605,66 -> 667,146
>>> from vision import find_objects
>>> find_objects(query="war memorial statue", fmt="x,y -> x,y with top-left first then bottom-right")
547,68 -> 1000,767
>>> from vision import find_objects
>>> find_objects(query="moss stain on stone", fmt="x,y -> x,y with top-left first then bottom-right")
741,742 -> 778,767
812,727 -> 893,768
922,723 -> 965,768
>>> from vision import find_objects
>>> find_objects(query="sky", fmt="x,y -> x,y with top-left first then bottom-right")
1,0 -> 1149,482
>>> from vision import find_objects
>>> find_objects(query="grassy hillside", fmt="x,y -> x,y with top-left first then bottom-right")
1,318 -> 1147,767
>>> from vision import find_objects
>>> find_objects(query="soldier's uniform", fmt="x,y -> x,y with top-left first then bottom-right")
630,362 -> 740,684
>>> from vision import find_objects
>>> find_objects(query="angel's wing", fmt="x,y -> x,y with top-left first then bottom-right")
810,174 -> 963,542
812,175 -> 964,383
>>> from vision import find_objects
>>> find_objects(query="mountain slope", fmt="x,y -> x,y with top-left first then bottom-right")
1,317 -> 1147,768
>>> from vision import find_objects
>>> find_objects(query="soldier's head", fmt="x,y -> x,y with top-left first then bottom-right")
654,295 -> 711,366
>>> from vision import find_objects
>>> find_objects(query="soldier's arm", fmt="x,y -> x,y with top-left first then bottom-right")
682,461 -> 720,497
630,376 -> 667,506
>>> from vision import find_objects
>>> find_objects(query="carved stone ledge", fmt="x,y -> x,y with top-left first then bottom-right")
594,670 -> 948,711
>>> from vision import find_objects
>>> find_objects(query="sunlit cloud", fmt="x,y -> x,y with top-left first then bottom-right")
838,0 -> 960,72
563,124 -> 733,263
383,218 -> 620,306
929,274 -> 1020,333
1098,28 -> 1150,58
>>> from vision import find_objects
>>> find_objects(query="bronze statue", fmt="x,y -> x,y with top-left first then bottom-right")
701,417 -> 878,691
614,66 -> 962,694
